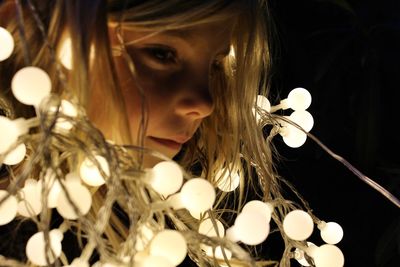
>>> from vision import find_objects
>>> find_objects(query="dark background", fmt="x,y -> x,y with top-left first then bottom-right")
268,0 -> 400,266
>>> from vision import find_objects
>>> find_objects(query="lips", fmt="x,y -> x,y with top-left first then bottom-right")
148,136 -> 187,150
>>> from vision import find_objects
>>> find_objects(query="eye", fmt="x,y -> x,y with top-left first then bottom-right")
144,46 -> 177,64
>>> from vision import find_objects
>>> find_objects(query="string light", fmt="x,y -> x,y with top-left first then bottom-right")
0,26 -> 14,61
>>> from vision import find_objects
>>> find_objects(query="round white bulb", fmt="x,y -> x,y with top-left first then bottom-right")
149,230 -> 187,266
79,155 -> 109,187
149,161 -> 183,197
242,200 -> 273,223
282,127 -> 307,148
313,244 -> 344,267
2,143 -> 26,165
0,116 -> 20,154
288,88 -> 312,111
0,27 -> 14,61
0,190 -> 18,225
233,211 -> 270,245
256,95 -> 271,113
202,245 -> 232,260
25,230 -> 63,266
283,210 -> 314,241
11,66 -> 52,107
56,181 -> 92,220
320,222 -> 344,245
181,178 -> 216,214
51,100 -> 78,130
199,218 -> 225,237
138,255 -> 173,267
289,110 -> 314,132
135,224 -> 155,251
37,169 -> 62,208
294,242 -> 317,266
215,167 -> 240,192
17,179 -> 42,217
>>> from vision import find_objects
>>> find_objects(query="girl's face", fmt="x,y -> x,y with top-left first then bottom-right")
109,22 -> 232,166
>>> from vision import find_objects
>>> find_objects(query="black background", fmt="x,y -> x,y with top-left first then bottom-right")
268,0 -> 400,266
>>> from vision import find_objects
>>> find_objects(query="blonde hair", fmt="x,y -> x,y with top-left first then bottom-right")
0,0 -> 299,266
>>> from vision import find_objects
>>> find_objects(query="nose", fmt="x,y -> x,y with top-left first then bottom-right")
174,87 -> 214,119
175,72 -> 214,119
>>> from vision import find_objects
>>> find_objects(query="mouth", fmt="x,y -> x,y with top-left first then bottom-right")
148,136 -> 185,151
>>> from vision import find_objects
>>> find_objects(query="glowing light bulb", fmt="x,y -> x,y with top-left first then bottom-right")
25,229 -> 63,266
242,200 -> 273,223
149,230 -> 187,266
202,245 -> 232,260
289,110 -> 314,132
138,255 -> 174,267
2,143 -> 26,165
0,116 -> 19,154
279,117 -> 308,148
0,27 -> 14,61
294,242 -> 317,266
11,66 -> 52,107
181,178 -> 216,215
56,180 -> 92,220
17,179 -> 42,217
37,169 -> 62,208
0,190 -> 18,225
49,100 -> 78,130
215,167 -> 240,192
283,210 -> 314,241
135,224 -> 155,251
79,155 -> 109,186
149,161 -> 183,197
313,244 -> 344,267
199,218 -> 225,237
319,222 -> 344,245
228,211 -> 270,245
287,88 -> 312,111
257,95 -> 271,113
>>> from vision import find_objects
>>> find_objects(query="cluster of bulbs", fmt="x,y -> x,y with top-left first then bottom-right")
0,25 -> 345,267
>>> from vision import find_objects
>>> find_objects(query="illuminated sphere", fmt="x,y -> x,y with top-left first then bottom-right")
283,210 -> 314,241
139,255 -> 174,267
199,218 -> 225,237
202,245 -> 232,260
149,230 -> 187,266
181,178 -> 216,214
256,95 -> 271,112
288,88 -> 312,111
56,181 -> 92,220
282,128 -> 307,148
37,170 -> 62,208
320,222 -> 344,245
294,242 -> 317,266
2,143 -> 26,165
242,200 -> 273,223
0,190 -> 18,225
150,160 -> 183,197
289,110 -> 314,132
313,244 -> 344,267
17,179 -> 42,217
215,168 -> 240,192
0,27 -> 14,61
79,155 -> 110,186
53,100 -> 78,130
0,116 -> 19,154
135,224 -> 155,251
25,230 -> 63,266
234,211 -> 270,245
11,66 -> 52,107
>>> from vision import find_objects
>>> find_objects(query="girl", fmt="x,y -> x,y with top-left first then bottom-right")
0,0 -> 322,266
